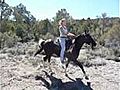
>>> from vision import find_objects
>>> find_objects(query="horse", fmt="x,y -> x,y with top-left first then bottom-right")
34,33 -> 96,79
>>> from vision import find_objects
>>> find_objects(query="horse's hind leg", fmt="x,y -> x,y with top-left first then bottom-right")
43,56 -> 48,62
65,59 -> 70,76
34,47 -> 43,56
47,55 -> 51,63
73,60 -> 89,80
41,55 -> 48,69
47,55 -> 52,72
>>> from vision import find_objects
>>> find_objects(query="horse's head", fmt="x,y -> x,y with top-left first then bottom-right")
75,33 -> 96,50
84,33 -> 96,49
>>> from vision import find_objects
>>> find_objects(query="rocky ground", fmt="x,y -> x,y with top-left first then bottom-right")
0,42 -> 120,90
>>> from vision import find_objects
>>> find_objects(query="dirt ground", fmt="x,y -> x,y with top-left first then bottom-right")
0,44 -> 120,90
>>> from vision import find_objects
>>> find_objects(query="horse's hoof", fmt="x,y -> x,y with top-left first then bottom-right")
87,81 -> 91,87
85,76 -> 89,80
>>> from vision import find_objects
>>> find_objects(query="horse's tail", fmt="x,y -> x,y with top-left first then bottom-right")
38,38 -> 45,48
34,39 -> 45,56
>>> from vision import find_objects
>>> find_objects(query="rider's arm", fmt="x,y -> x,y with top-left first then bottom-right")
67,32 -> 75,37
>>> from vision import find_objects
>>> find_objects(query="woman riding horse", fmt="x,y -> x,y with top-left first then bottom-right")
34,32 -> 96,79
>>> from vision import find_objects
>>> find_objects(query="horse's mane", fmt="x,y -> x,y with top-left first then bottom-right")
76,33 -> 85,38
74,33 -> 85,43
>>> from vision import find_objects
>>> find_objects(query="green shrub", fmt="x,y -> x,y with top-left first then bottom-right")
106,24 -> 120,40
40,32 -> 55,40
98,24 -> 120,46
0,32 -> 19,48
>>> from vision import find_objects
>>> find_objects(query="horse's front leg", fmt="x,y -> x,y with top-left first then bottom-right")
73,59 -> 89,80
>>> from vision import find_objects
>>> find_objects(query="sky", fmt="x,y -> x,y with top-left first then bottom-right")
6,0 -> 119,20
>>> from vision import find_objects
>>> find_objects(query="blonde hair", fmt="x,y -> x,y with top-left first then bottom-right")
59,18 -> 66,26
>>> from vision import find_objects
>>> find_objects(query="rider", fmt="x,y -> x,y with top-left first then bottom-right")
59,18 -> 75,64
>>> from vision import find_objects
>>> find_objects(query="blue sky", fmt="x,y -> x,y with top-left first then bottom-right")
6,0 -> 119,20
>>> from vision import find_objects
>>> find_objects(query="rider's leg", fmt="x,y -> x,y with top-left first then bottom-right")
59,38 -> 66,63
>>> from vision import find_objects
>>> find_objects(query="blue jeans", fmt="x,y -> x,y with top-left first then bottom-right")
59,38 -> 66,62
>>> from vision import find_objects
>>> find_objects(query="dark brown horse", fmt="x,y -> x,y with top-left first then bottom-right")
34,33 -> 96,79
